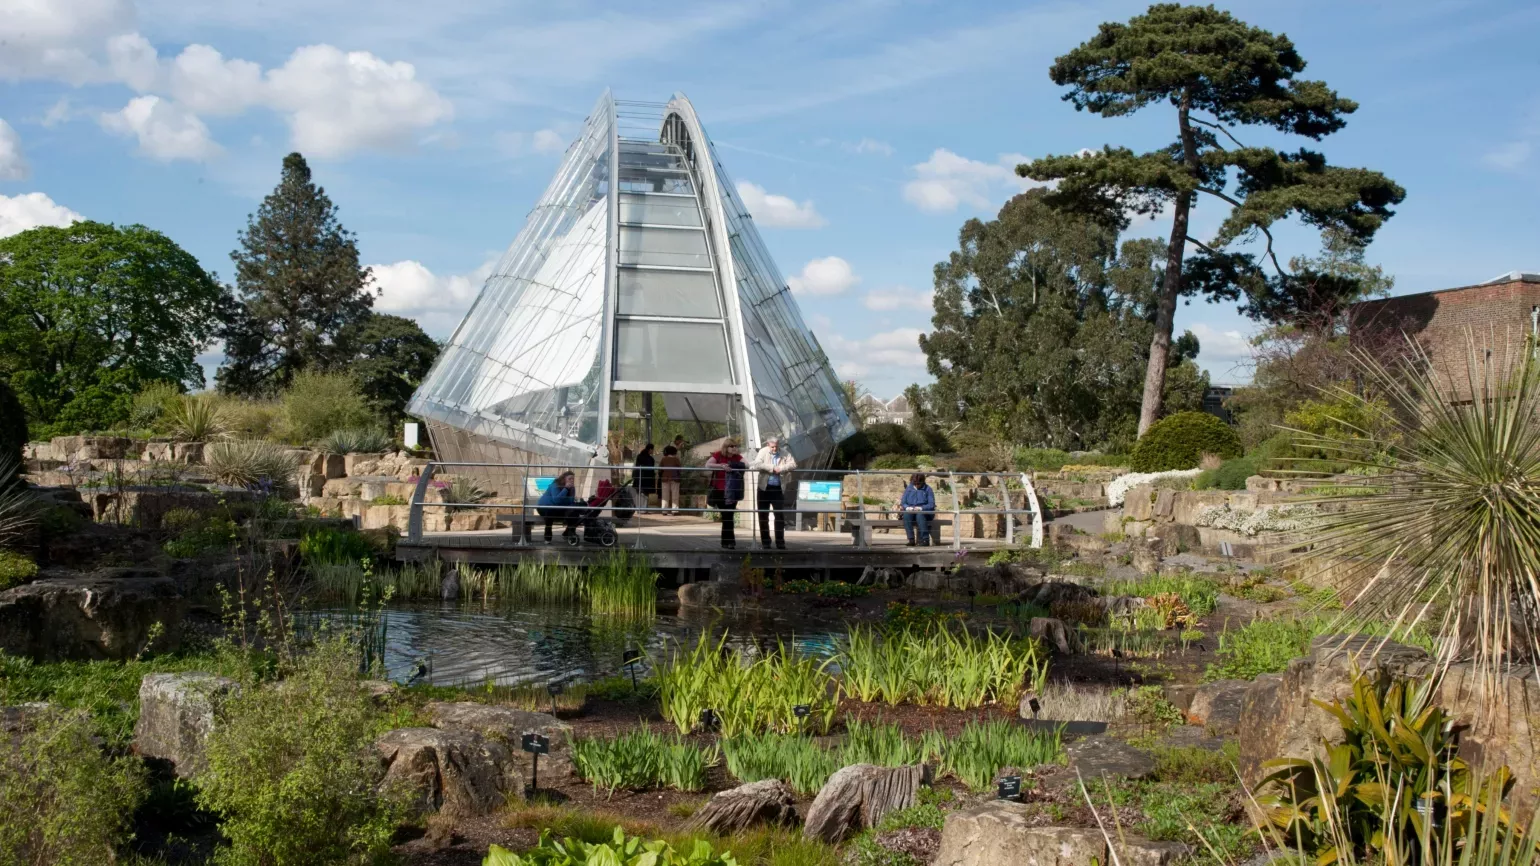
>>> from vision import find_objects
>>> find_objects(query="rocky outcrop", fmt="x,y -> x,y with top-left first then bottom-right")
426,702 -> 575,780
935,801 -> 1186,866
687,779 -> 799,834
804,763 -> 931,844
135,672 -> 240,777
678,579 -> 739,608
1187,679 -> 1249,736
375,727 -> 525,818
0,572 -> 186,660
1065,735 -> 1155,781
1028,617 -> 1072,654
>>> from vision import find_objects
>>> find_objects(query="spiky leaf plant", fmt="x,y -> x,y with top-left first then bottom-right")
1291,333 -> 1540,701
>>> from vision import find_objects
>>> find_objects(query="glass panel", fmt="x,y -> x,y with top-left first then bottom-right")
615,320 -> 732,385
618,225 -> 710,268
618,268 -> 721,317
619,193 -> 702,227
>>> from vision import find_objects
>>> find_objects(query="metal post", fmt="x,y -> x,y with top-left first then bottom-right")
1004,472 -> 1015,546
951,471 -> 962,551
855,469 -> 864,548
407,462 -> 436,544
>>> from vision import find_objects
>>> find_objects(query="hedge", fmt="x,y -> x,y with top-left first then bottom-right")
1130,411 -> 1241,473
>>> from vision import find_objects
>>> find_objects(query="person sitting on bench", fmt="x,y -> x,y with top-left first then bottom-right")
536,471 -> 581,542
900,473 -> 936,547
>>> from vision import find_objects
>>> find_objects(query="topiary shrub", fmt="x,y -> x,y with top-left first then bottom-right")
1130,411 -> 1241,472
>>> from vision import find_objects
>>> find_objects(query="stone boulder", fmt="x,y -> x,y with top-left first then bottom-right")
1188,679 -> 1249,736
1131,546 -> 1161,575
679,579 -> 740,608
1028,617 -> 1072,654
804,763 -> 931,844
935,803 -> 1105,866
0,572 -> 186,660
858,566 -> 904,588
687,779 -> 799,834
375,727 -> 525,817
1027,581 -> 1097,609
426,702 -> 575,781
1065,735 -> 1155,781
135,672 -> 240,777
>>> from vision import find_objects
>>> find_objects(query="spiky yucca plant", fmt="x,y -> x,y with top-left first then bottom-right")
163,394 -> 227,442
1291,332 -> 1540,701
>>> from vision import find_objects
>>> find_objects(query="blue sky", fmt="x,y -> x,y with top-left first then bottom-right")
3,0 -> 1537,398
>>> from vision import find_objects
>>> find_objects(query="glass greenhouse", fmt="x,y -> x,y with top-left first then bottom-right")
407,92 -> 857,468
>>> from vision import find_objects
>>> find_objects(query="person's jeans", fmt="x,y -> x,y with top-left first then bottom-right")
902,511 -> 931,544
661,481 -> 680,512
757,485 -> 787,547
539,507 -> 580,540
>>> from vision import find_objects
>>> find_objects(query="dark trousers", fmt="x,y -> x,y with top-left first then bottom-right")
540,508 -> 580,539
902,511 -> 932,544
710,489 -> 735,546
757,485 -> 787,547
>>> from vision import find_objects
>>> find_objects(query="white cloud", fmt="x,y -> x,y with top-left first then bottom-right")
531,128 -> 565,154
823,328 -> 927,379
1186,322 -> 1254,367
168,44 -> 264,115
1484,141 -> 1531,172
496,128 -> 567,157
42,99 -> 74,127
0,120 -> 29,181
863,286 -> 933,312
100,95 -> 220,161
367,258 -> 493,314
786,256 -> 859,296
736,181 -> 826,228
106,31 -> 160,91
844,137 -> 894,156
264,45 -> 454,158
902,148 -> 1042,213
0,192 -> 84,238
0,0 -> 135,84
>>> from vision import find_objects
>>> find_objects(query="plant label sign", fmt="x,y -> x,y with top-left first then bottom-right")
546,682 -> 563,696
622,649 -> 643,667
521,733 -> 550,755
793,704 -> 811,719
997,775 -> 1022,802
699,708 -> 718,730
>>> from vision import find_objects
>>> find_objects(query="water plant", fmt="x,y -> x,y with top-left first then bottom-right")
655,634 -> 837,737
941,719 -> 1063,790
721,731 -> 840,795
569,727 -> 714,795
587,549 -> 658,618
835,624 -> 1047,709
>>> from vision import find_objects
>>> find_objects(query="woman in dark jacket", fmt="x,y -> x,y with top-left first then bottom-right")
705,440 -> 746,549
900,473 -> 937,546
633,443 -> 658,507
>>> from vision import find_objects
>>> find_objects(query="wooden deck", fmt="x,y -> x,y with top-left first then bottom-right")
397,514 -> 1012,572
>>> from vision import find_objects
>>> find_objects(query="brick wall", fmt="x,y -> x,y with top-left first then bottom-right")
1349,276 -> 1540,400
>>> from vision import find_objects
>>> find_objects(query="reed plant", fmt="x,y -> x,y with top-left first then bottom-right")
570,727 -> 714,795
655,634 -> 837,737
835,625 -> 1047,709
840,718 -> 945,768
480,680 -> 588,714
1075,625 -> 1173,658
941,719 -> 1063,790
1104,573 -> 1220,617
721,732 -> 840,796
588,549 -> 658,618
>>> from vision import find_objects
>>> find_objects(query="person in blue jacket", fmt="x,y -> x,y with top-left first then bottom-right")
536,471 -> 580,542
900,472 -> 936,547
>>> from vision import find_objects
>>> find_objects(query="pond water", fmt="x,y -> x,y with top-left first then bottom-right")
322,601 -> 849,688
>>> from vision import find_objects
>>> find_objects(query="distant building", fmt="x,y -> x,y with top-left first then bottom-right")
1203,385 -> 1238,422
855,394 -> 914,425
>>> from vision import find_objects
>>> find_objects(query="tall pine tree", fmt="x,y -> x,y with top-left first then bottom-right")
218,153 -> 374,394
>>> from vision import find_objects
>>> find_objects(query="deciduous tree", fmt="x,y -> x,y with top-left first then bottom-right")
1022,3 -> 1405,435
333,313 -> 440,425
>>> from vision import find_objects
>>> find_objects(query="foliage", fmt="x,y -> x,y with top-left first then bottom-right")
0,222 -> 230,436
1130,411 -> 1242,472
333,313 -> 440,425
163,393 -> 228,441
570,728 -> 714,794
219,153 -> 374,395
204,439 -> 302,488
1023,5 -> 1404,434
221,398 -> 284,440
916,189 -> 1207,450
1258,674 -> 1515,865
655,634 -> 838,737
299,527 -> 377,568
279,370 -> 376,443
0,378 -> 30,472
318,427 -> 394,455
1205,615 -> 1437,682
587,549 -> 659,618
163,514 -> 240,558
198,636 -> 406,866
835,624 -> 1048,709
1104,573 -> 1219,617
777,579 -> 871,599
129,380 -> 183,429
0,706 -> 148,865
943,719 -> 1064,790
445,476 -> 492,507
0,455 -> 39,548
485,828 -> 738,866
0,547 -> 38,589
1194,454 -> 1264,490
1283,390 -> 1395,461
721,731 -> 842,796
869,453 -> 918,471
1125,685 -> 1185,730
1014,448 -> 1127,472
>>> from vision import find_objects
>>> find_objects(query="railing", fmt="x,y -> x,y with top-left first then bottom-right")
405,461 -> 1045,551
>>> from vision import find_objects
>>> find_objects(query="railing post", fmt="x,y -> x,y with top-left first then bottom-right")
408,462 -> 436,544
1004,471 -> 1014,546
951,470 -> 962,551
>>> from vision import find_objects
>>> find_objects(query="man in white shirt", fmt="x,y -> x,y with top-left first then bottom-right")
750,436 -> 797,550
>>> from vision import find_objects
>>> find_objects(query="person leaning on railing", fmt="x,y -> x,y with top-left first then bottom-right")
750,436 -> 796,550
899,472 -> 937,547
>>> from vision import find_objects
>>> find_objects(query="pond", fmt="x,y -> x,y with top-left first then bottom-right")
320,601 -> 848,688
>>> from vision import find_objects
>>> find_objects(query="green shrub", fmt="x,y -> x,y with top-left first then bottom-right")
198,637 -> 406,866
299,527 -> 376,567
1130,411 -> 1242,472
220,398 -> 283,440
0,707 -> 148,865
942,719 -> 1063,790
1204,615 -> 1436,682
1104,573 -> 1220,617
318,427 -> 393,455
0,548 -> 37,589
869,453 -> 917,471
835,625 -> 1048,710
203,439 -> 302,488
570,728 -> 713,794
163,514 -> 240,558
279,371 -> 375,443
486,827 -> 738,866
0,379 -> 28,474
129,380 -> 183,429
656,634 -> 837,737
1193,454 -> 1262,490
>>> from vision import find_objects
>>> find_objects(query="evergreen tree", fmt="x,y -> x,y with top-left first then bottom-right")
218,153 -> 374,395
1022,4 -> 1404,436
333,313 -> 440,425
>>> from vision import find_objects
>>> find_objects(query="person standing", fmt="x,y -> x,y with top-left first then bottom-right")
705,439 -> 746,549
751,436 -> 796,550
659,445 -> 683,514
900,473 -> 937,547
633,443 -> 657,508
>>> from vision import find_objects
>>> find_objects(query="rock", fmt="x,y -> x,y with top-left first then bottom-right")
804,763 -> 931,844
1244,476 -> 1280,493
441,567 -> 460,600
687,779 -> 799,834
1153,489 -> 1176,519
859,566 -> 903,588
170,442 -> 204,464
0,573 -> 186,660
1162,684 -> 1198,716
1065,735 -> 1155,781
1131,546 -> 1160,575
427,702 -> 575,780
906,572 -> 943,591
935,802 -> 1106,866
1188,679 -> 1250,736
1028,617 -> 1071,654
1123,485 -> 1156,522
375,727 -> 525,818
678,579 -> 739,608
360,680 -> 396,702
1113,839 -> 1192,866
135,672 -> 240,777
1,702 -> 52,737
1029,581 -> 1097,608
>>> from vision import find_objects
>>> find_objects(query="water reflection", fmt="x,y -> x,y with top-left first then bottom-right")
317,601 -> 846,688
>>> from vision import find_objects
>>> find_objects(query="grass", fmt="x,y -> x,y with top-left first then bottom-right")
721,731 -> 841,795
836,624 -> 1047,709
1034,682 -> 1126,722
655,634 -> 837,737
1204,614 -> 1439,681
500,805 -> 840,866
942,719 -> 1063,790
1103,573 -> 1220,617
570,727 -> 715,795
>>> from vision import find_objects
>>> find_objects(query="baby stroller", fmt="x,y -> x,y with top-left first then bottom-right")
568,479 -> 624,547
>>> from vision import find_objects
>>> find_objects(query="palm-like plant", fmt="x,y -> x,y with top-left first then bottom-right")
163,394 -> 227,442
1290,333 -> 1540,700
0,454 -> 38,548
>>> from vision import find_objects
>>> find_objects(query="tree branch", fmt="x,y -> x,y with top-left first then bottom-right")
1196,187 -> 1290,279
1189,116 -> 1246,150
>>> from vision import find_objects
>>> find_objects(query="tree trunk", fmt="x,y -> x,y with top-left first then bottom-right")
1138,196 -> 1190,437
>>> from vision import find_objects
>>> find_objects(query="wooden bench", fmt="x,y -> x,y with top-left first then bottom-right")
840,516 -> 950,548
496,511 -> 542,544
